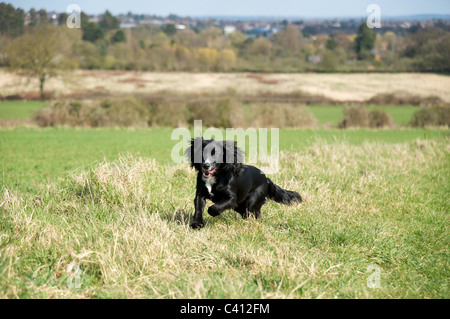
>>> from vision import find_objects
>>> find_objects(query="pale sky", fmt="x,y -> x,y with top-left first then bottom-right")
6,0 -> 450,17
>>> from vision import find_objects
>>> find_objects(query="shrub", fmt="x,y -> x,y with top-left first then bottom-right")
368,109 -> 394,128
186,98 -> 234,128
367,92 -> 446,106
339,106 -> 394,128
339,106 -> 369,128
229,103 -> 318,129
34,98 -> 319,129
144,96 -> 188,127
35,99 -> 149,127
320,50 -> 339,72
410,105 -> 450,127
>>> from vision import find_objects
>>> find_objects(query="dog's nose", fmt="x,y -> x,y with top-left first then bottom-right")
202,163 -> 211,170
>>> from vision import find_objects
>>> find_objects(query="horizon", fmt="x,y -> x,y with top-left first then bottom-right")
5,0 -> 450,18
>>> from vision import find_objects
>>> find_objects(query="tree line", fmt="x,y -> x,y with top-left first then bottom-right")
1,3 -> 449,97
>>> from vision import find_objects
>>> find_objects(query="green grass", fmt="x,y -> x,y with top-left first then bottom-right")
0,128 -> 448,298
1,127 -> 447,193
307,105 -> 418,126
0,101 -> 48,120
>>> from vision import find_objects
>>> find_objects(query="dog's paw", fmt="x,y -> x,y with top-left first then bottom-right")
191,221 -> 204,229
207,205 -> 221,217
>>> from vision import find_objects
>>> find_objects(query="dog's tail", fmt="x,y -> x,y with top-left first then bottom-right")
266,178 -> 302,205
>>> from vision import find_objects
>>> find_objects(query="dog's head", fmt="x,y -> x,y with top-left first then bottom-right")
185,137 -> 244,178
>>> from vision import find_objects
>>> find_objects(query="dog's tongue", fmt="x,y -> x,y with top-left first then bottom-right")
203,169 -> 216,177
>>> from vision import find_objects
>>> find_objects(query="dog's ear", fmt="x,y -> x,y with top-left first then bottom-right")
184,137 -> 203,169
222,140 -> 244,175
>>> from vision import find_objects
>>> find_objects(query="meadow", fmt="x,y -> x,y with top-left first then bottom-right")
2,71 -> 450,103
0,125 -> 448,298
1,126 -> 444,192
0,101 -> 47,120
0,70 -> 448,299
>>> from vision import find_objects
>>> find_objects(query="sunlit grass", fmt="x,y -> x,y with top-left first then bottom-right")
0,136 -> 448,298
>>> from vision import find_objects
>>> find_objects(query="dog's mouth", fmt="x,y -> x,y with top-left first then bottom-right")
202,169 -> 216,179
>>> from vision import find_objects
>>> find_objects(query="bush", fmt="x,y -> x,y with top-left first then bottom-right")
339,106 -> 369,128
186,98 -> 234,128
410,105 -> 450,127
34,98 -> 319,129
320,50 -> 339,72
339,106 -> 393,128
368,109 -> 394,128
35,99 -> 150,127
367,92 -> 446,106
229,103 -> 318,129
144,96 -> 188,127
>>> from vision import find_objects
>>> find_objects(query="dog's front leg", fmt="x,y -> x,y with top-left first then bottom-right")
191,193 -> 206,229
208,196 -> 237,217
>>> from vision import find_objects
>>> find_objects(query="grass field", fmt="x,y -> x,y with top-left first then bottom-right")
2,70 -> 450,103
1,127 -> 446,192
0,126 -> 448,298
0,101 -> 48,120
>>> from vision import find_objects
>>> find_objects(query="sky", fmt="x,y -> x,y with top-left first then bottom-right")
6,0 -> 450,17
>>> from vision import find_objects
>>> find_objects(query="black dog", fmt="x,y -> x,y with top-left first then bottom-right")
185,137 -> 302,229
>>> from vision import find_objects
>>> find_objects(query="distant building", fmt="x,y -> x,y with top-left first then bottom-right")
120,23 -> 137,28
308,55 -> 321,64
224,25 -> 236,35
245,25 -> 272,38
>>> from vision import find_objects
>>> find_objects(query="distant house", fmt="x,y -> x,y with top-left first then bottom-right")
308,55 -> 322,64
224,25 -> 236,35
245,25 -> 272,38
370,49 -> 385,61
120,23 -> 137,28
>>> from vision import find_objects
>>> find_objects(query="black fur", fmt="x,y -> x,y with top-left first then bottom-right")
185,137 -> 302,229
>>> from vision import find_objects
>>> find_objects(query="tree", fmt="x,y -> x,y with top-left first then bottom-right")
58,13 -> 68,26
228,31 -> 247,49
111,29 -> 126,43
99,10 -> 120,30
29,8 -> 38,26
247,36 -> 272,56
29,8 -> 48,27
273,24 -> 303,56
161,24 -> 177,36
326,33 -> 338,50
38,9 -> 48,25
6,25 -> 73,98
0,2 -> 25,36
355,23 -> 376,59
197,47 -> 219,71
82,22 -> 104,42
73,41 -> 103,69
417,33 -> 450,72
320,50 -> 339,71
217,49 -> 236,71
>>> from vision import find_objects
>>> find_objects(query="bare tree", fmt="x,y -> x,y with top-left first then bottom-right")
6,25 -> 73,99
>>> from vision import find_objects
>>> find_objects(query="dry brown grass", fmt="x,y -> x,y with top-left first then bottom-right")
1,69 -> 450,103
1,138 -> 448,298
